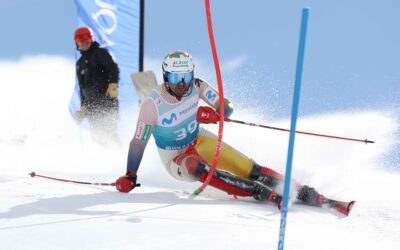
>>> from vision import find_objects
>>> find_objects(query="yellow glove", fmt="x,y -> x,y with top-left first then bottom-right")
106,83 -> 118,98
75,105 -> 87,121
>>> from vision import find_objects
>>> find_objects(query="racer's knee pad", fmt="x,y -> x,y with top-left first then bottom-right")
250,163 -> 284,187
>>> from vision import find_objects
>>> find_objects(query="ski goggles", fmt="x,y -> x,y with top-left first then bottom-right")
166,71 -> 194,85
75,35 -> 92,46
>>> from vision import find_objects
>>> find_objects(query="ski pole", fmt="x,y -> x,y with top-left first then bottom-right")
29,172 -> 116,186
197,106 -> 375,144
227,117 -> 374,144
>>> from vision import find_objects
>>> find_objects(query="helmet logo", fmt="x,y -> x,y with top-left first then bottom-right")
173,60 -> 189,68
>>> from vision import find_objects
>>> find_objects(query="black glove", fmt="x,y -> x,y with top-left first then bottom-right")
116,171 -> 140,193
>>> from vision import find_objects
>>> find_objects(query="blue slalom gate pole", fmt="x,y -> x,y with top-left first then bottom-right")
278,7 -> 310,250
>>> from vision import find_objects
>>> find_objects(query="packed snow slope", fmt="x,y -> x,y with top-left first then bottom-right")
0,56 -> 399,250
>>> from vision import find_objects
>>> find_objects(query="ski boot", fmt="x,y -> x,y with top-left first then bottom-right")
297,185 -> 325,206
297,185 -> 355,216
253,182 -> 283,210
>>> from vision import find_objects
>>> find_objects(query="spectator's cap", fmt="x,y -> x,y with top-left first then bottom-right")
74,27 -> 93,45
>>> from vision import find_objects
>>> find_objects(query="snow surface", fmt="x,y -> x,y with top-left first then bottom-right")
1,56 -> 399,250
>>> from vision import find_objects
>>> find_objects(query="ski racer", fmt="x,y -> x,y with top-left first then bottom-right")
115,50 -> 352,213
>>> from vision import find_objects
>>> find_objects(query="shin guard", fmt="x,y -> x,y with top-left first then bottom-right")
195,163 -> 281,208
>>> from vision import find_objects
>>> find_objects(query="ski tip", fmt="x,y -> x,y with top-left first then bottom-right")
346,201 -> 356,216
29,172 -> 36,178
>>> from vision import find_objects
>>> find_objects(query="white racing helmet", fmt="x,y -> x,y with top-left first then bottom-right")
162,50 -> 194,82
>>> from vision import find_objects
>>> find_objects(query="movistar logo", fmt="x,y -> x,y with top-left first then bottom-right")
162,113 -> 177,125
179,101 -> 198,116
205,90 -> 217,102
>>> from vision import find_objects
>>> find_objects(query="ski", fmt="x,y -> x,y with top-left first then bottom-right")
131,70 -> 158,104
321,198 -> 355,216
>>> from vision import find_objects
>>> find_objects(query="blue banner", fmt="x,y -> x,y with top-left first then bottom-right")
70,0 -> 141,120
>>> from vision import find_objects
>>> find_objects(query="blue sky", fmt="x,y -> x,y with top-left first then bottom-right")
0,0 -> 399,118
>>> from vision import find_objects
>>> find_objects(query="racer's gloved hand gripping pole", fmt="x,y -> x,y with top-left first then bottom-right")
116,171 -> 141,193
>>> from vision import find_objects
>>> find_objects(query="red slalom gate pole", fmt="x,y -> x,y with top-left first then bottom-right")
29,172 -> 116,186
194,0 -> 226,196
